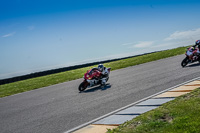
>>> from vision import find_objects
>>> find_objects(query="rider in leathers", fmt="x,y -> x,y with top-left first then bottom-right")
89,64 -> 109,86
190,40 -> 200,60
98,64 -> 109,86
193,40 -> 200,49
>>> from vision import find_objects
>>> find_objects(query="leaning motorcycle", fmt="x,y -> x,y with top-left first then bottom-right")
181,47 -> 200,67
78,68 -> 111,92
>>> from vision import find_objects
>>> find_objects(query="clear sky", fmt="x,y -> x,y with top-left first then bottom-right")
1,0 -> 200,79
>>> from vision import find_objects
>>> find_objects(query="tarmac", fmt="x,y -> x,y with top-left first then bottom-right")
71,80 -> 200,133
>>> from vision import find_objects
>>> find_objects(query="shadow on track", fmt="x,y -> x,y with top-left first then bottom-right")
185,63 -> 200,67
80,83 -> 112,93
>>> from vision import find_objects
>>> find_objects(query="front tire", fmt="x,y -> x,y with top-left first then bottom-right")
78,82 -> 88,92
181,57 -> 189,67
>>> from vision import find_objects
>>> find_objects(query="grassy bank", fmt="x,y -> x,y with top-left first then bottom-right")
107,88 -> 200,133
0,46 -> 188,98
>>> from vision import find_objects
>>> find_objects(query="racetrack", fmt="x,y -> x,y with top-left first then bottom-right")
1,54 -> 200,133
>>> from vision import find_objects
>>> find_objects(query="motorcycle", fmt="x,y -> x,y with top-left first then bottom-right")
181,47 -> 200,67
78,67 -> 111,92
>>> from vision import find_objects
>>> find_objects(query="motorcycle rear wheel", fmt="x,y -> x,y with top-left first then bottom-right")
78,82 -> 88,92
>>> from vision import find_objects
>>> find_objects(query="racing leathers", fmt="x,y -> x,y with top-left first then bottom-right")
89,67 -> 109,85
100,67 -> 109,85
191,42 -> 200,60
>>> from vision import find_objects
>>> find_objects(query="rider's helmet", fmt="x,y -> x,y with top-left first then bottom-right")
190,47 -> 195,52
98,64 -> 104,72
195,40 -> 200,46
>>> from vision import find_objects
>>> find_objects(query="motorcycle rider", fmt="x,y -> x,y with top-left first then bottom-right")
98,64 -> 109,86
190,40 -> 200,60
193,40 -> 200,49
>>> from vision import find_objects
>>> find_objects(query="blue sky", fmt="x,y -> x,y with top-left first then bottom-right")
1,0 -> 200,79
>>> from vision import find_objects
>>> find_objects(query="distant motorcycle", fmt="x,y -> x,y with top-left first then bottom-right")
181,47 -> 200,67
78,67 -> 111,92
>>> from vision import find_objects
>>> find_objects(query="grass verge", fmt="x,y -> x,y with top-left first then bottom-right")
0,46 -> 188,98
107,88 -> 200,133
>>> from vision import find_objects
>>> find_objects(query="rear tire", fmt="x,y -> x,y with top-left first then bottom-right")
181,57 -> 189,67
78,82 -> 88,92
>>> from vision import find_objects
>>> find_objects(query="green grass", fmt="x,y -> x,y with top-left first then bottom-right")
0,46 -> 188,98
107,88 -> 200,133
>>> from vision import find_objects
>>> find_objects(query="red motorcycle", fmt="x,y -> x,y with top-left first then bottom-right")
78,67 -> 111,92
181,47 -> 200,67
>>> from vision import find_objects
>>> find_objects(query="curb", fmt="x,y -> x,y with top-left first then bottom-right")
66,77 -> 200,133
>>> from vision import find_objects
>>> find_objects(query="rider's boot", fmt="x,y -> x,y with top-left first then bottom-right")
101,78 -> 106,88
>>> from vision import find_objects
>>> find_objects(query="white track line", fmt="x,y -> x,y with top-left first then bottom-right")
65,76 -> 200,133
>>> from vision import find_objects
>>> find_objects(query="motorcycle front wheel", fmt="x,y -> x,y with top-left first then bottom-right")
78,82 -> 88,92
181,57 -> 189,67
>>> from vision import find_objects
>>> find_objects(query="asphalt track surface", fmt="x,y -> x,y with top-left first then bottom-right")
1,54 -> 200,133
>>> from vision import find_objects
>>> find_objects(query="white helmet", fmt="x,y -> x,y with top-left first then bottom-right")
98,64 -> 104,72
